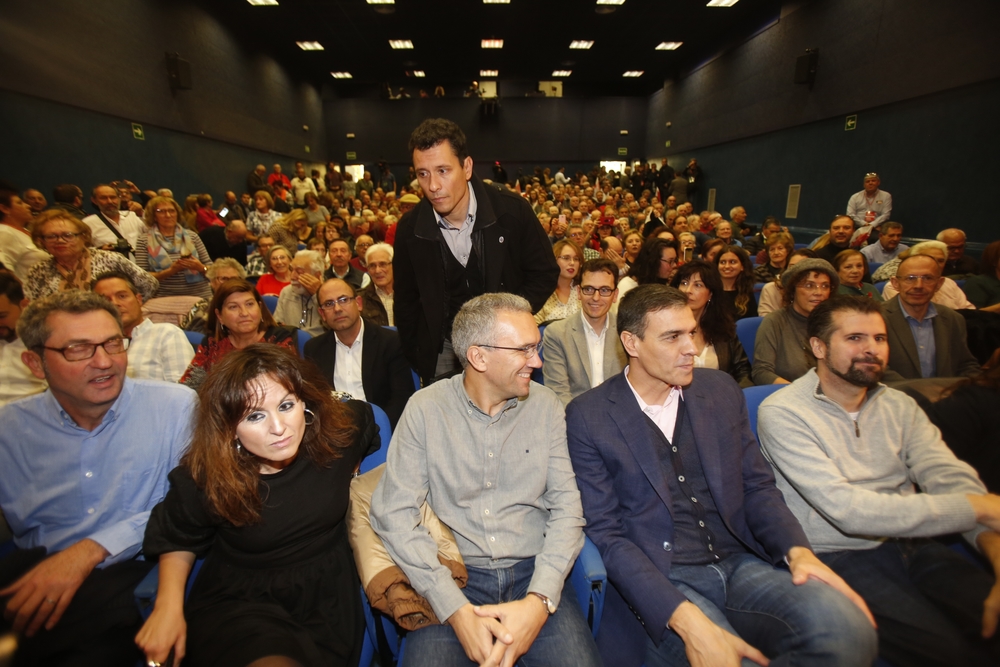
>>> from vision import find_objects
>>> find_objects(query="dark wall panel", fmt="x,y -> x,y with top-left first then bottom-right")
662,79 -> 1000,244
0,0 -> 324,160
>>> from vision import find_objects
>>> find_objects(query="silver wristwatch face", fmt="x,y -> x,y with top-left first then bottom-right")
534,593 -> 556,614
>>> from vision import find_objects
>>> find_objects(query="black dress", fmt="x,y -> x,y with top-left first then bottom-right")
717,287 -> 759,320
143,401 -> 380,667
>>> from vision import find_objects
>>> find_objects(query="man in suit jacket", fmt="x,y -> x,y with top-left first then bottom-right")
304,278 -> 415,428
882,254 -> 980,382
393,118 -> 558,384
565,284 -> 876,667
542,259 -> 627,405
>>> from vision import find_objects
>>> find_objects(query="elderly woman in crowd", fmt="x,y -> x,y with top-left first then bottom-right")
269,209 -> 313,256
134,196 -> 212,300
878,240 -> 975,309
758,248 -> 817,316
304,192 -> 331,226
535,239 -> 583,325
180,258 -> 246,335
138,345 -> 378,667
253,246 -> 293,297
623,230 -> 644,269
834,249 -> 883,301
179,279 -> 297,389
245,190 -> 281,244
671,260 -> 753,387
752,258 -> 839,385
24,210 -> 158,300
714,244 -> 758,320
713,220 -> 741,247
962,240 -> 1000,311
617,237 -> 679,300
753,232 -> 794,284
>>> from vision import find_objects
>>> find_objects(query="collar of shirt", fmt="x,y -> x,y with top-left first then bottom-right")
458,372 -> 519,423
580,310 -> 608,339
335,317 -> 365,352
129,316 -> 151,340
375,285 -> 393,300
53,376 -> 135,432
902,300 -> 938,323
623,365 -> 683,439
434,181 -> 478,231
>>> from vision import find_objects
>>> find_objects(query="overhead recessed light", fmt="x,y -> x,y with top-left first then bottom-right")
655,41 -> 683,50
707,0 -> 739,6
296,41 -> 324,51
569,40 -> 594,49
412,70 -> 426,77
366,0 -> 394,4
596,0 -> 625,4
552,70 -> 572,77
330,71 -> 353,79
480,69 -> 498,77
389,40 -> 414,49
247,0 -> 279,5
483,0 -> 510,3
481,39 -> 504,49
622,70 -> 644,77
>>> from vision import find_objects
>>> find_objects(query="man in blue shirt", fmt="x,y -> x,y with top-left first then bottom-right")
0,290 -> 196,666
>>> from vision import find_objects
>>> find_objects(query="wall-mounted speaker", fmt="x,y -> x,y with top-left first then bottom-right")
166,53 -> 192,90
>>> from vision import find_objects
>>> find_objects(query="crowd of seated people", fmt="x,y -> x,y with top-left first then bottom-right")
2,152 -> 1000,667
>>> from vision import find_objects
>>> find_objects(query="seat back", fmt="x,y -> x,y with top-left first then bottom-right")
742,384 -> 785,442
296,328 -> 311,357
185,330 -> 204,350
360,403 -> 392,474
532,324 -> 546,384
735,316 -> 763,365
262,294 -> 278,314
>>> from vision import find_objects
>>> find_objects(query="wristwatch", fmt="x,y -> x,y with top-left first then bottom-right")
530,592 -> 556,615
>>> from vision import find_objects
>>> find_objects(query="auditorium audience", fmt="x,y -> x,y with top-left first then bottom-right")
938,227 -> 980,277
269,208 -> 313,255
179,279 -> 297,389
245,234 -> 275,277
0,186 -> 50,282
180,258 -> 246,335
616,237 -> 678,300
358,242 -> 394,326
963,240 -> 1000,311
860,220 -> 907,264
274,249 -> 325,337
304,191 -> 331,225
714,244 -> 758,320
26,210 -> 158,301
133,196 -> 211,299
254,245 -> 293,296
834,249 -> 883,301
245,190 -> 281,243
879,241 -> 975,310
535,239 -> 582,325
670,260 -> 753,387
753,231 -> 793,284
0,270 -> 47,406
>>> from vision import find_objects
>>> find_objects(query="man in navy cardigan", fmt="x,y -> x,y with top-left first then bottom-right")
565,284 -> 876,667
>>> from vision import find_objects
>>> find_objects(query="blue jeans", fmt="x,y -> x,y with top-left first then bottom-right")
820,539 -> 1000,667
401,558 -> 602,667
647,552 -> 876,667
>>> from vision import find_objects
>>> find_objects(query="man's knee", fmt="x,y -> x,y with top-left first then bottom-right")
794,582 -> 878,666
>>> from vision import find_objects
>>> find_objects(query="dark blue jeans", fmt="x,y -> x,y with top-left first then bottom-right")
401,557 -> 602,667
647,552 -> 877,667
819,539 -> 1000,667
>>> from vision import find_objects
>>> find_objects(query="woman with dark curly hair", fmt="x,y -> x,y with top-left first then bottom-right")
714,244 -> 758,320
616,237 -> 679,299
138,345 -> 379,667
671,260 -> 753,387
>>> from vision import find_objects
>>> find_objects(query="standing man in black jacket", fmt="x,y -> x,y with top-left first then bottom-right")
394,118 -> 559,383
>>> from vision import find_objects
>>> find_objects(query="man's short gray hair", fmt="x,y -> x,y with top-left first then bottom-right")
935,228 -> 966,242
451,293 -> 532,369
206,258 -> 247,280
17,290 -> 123,350
293,250 -> 325,273
730,206 -> 745,218
365,242 -> 394,263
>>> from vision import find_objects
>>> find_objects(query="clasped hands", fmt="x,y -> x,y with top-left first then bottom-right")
448,596 -> 548,667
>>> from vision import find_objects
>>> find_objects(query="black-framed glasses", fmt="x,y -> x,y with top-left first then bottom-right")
37,336 -> 130,361
318,296 -> 356,310
478,342 -> 543,360
580,286 -> 615,297
41,232 -> 82,243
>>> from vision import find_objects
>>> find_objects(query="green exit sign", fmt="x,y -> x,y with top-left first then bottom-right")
617,147 -> 627,156
131,123 -> 144,140
346,151 -> 357,160
845,115 -> 857,131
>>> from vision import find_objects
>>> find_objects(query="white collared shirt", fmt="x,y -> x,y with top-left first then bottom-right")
580,311 -> 608,388
624,365 -> 684,440
376,286 -> 395,326
434,182 -> 478,266
127,318 -> 196,383
333,318 -> 366,400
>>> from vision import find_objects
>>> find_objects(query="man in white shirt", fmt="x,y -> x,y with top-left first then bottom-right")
82,184 -> 145,255
289,166 -> 318,207
274,250 -> 325,337
91,271 -> 194,382
304,278 -> 414,428
543,259 -> 627,405
860,220 -> 907,264
846,172 -> 893,229
0,270 -> 47,406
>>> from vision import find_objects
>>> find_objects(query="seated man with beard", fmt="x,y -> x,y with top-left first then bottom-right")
758,295 -> 1000,667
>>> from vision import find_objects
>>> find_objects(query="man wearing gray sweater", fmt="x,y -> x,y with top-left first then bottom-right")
758,295 -> 1000,667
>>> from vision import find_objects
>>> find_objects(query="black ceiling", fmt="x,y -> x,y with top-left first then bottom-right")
202,0 -> 785,97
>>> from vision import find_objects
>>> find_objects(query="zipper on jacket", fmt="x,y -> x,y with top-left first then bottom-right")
854,419 -> 860,437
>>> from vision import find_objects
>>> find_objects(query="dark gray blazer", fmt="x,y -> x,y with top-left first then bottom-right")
882,296 -> 980,382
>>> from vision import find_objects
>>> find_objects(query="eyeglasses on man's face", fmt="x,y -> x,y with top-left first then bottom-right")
580,286 -> 615,297
318,296 -> 356,310
477,342 -> 543,361
38,336 -> 130,361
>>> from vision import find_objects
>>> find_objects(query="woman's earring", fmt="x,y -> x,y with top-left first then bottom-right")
234,437 -> 242,452
303,408 -> 316,426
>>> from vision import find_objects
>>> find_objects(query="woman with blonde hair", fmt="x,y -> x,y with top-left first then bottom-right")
134,196 -> 213,299
534,239 -> 583,325
139,345 -> 378,667
268,208 -> 313,255
181,195 -> 199,231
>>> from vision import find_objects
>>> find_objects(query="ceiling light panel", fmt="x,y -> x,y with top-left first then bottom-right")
622,70 -> 644,77
412,70 -> 426,77
655,42 -> 683,50
552,70 -> 572,77
596,0 -> 626,5
707,0 -> 740,6
480,69 -> 498,77
296,41 -> 324,51
366,0 -> 394,4
330,71 -> 353,78
481,39 -> 504,49
483,0 -> 510,3
570,40 -> 594,49
247,0 -> 279,5
389,40 -> 414,49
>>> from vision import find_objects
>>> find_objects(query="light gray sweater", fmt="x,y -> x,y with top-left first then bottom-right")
757,369 -> 987,553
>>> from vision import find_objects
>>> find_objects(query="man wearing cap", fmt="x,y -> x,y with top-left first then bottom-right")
847,173 -> 893,229
394,118 -> 558,383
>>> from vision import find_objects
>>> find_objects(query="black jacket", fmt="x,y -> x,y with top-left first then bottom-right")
392,174 -> 559,380
303,319 -> 415,429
